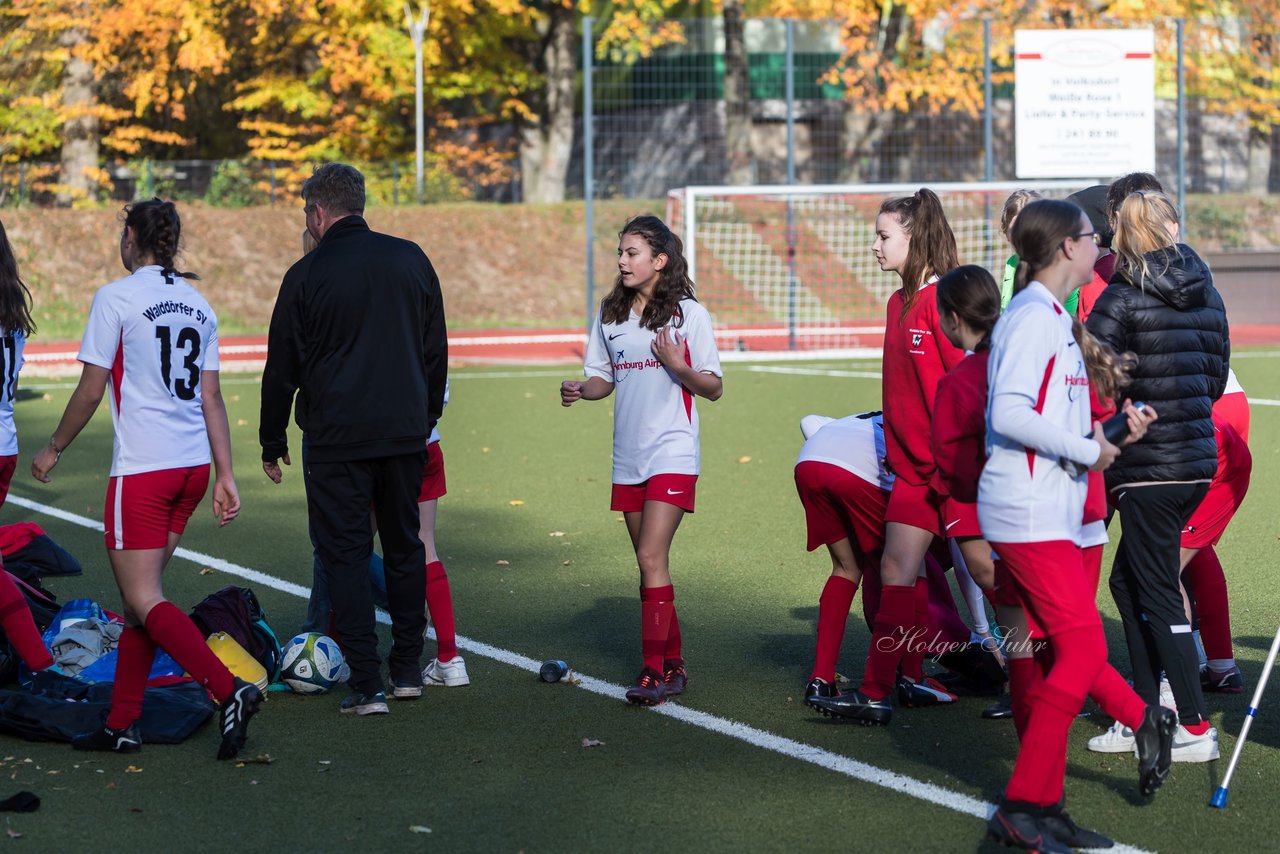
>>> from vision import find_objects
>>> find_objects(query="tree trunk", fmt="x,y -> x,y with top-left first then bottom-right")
837,8 -> 904,183
58,27 -> 98,206
519,4 -> 576,203
722,0 -> 752,185
1245,123 -> 1272,195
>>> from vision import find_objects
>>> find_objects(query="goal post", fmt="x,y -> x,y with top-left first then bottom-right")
666,180 -> 1094,358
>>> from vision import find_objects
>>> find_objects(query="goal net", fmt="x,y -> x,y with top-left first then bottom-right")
665,180 -> 1093,358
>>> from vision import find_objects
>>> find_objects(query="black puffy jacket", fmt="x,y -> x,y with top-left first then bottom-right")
1085,244 -> 1229,487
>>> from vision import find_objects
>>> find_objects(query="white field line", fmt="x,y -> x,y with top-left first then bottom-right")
3,491 -> 1155,853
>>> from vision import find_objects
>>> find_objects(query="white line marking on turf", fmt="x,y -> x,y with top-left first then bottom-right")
4,490 -> 1155,853
745,365 -> 884,379
1246,398 -> 1280,406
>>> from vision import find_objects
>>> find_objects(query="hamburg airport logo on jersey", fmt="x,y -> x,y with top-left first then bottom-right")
1066,358 -> 1089,401
611,346 -> 663,384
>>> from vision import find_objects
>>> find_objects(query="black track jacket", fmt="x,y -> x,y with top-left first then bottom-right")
259,215 -> 447,463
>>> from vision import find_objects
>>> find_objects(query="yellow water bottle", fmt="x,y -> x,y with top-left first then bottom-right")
205,632 -> 269,691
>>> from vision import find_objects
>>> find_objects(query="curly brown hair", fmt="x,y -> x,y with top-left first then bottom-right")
121,198 -> 199,281
600,215 -> 697,331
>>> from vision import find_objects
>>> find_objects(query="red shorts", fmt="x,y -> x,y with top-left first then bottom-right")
0,455 -> 15,510
989,540 -> 1101,639
884,478 -> 943,537
1182,465 -> 1251,549
611,473 -> 696,513
417,441 -> 446,503
104,465 -> 210,550
942,498 -> 981,539
990,559 -> 1044,640
794,461 -> 888,555
1214,391 -> 1250,444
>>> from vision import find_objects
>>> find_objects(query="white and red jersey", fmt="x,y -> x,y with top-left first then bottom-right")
795,413 -> 894,492
584,297 -> 722,484
0,329 -> 26,456
78,265 -> 219,477
979,281 -> 1098,544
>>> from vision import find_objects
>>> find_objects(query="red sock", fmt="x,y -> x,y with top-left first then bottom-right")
900,576 -> 930,682
144,601 -> 235,702
1184,720 -> 1211,735
1089,664 -> 1147,731
860,584 -> 914,700
640,585 -> 674,674
812,576 -> 857,683
1008,656 -> 1039,740
424,561 -> 457,661
1185,548 -> 1233,661
106,626 -> 157,730
0,573 -> 53,670
664,606 -> 683,661
1006,680 -> 1080,806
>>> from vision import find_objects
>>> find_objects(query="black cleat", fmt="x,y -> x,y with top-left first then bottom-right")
808,688 -> 892,726
1201,664 -> 1244,694
1041,803 -> 1114,849
217,678 -> 264,760
896,675 -> 958,707
803,677 -> 841,711
624,667 -> 666,706
662,658 -> 688,697
986,802 -> 1073,854
73,718 -> 141,754
1134,704 -> 1177,796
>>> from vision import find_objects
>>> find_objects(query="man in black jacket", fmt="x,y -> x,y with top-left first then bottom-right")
260,163 -> 447,713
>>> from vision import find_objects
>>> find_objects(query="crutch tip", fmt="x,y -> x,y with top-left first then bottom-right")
1209,787 -> 1229,809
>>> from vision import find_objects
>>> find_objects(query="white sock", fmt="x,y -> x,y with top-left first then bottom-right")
1208,658 -> 1237,673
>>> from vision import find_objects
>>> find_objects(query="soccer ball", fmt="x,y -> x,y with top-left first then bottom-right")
281,632 -> 345,694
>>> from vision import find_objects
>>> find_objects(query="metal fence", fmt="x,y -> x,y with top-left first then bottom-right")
3,16 -> 1276,208
577,16 -> 1280,201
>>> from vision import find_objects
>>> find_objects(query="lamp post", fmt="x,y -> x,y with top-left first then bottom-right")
404,2 -> 431,204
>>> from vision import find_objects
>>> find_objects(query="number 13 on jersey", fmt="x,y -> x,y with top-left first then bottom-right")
155,325 -> 202,400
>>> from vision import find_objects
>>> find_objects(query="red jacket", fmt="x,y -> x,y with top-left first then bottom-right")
883,285 -> 966,485
931,351 -> 988,504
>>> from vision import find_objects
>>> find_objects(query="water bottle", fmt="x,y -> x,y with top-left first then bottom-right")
539,660 -> 570,682
1062,402 -> 1146,476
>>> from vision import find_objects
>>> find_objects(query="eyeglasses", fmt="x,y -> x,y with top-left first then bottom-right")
1073,231 -> 1102,246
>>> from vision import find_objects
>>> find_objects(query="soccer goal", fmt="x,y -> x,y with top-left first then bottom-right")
666,180 -> 1093,358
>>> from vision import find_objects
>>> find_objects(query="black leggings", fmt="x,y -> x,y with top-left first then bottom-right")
1109,481 -> 1210,725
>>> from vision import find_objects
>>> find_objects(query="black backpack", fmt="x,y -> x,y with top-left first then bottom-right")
189,586 -> 283,681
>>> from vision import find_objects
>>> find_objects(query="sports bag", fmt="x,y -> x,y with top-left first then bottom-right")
190,586 -> 282,681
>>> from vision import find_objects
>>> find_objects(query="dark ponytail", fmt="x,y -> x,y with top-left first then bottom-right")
879,188 -> 960,318
0,221 -> 35,337
936,265 -> 1000,352
1008,199 -> 1080,295
122,198 -> 199,281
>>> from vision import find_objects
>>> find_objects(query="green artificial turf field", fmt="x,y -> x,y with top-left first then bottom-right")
1,354 -> 1277,852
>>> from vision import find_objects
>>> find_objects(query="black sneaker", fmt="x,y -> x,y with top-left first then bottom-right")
1134,704 -> 1177,796
807,688 -> 892,726
987,803 -> 1073,853
217,678 -> 264,760
72,718 -> 141,754
1041,803 -> 1114,849
803,677 -> 841,710
662,659 -> 688,696
390,678 -> 423,700
340,691 -> 390,716
982,694 -> 1014,720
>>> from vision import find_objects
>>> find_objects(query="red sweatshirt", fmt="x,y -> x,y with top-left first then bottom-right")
931,351 -> 989,504
883,284 -> 966,486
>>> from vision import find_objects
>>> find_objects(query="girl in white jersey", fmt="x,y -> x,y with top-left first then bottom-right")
561,215 -> 723,706
31,199 -> 261,760
981,199 -> 1175,853
0,221 -> 60,677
